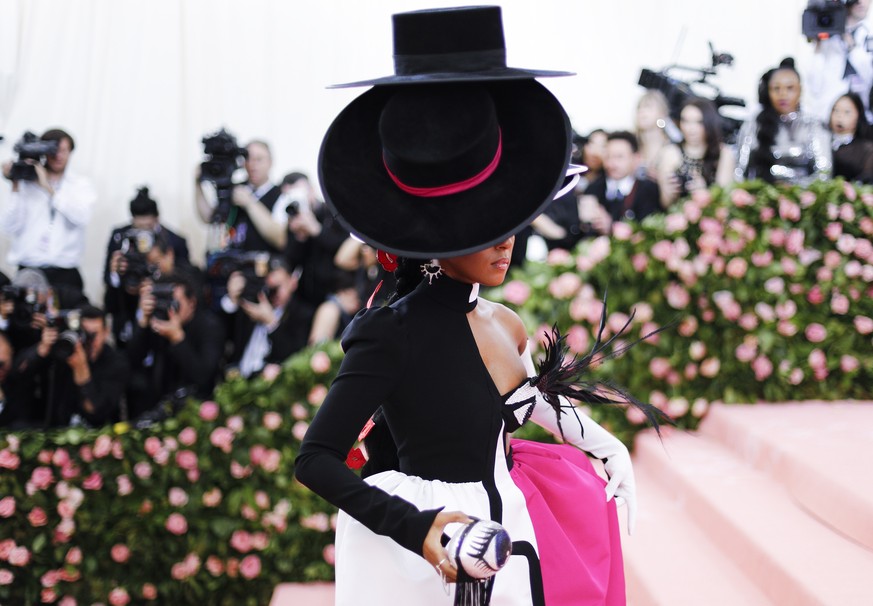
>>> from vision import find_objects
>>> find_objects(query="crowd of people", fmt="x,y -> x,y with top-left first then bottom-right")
2,2 -> 873,432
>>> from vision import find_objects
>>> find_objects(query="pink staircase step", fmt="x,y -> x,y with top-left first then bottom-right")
698,401 -> 873,552
270,582 -> 335,606
622,460 -> 772,606
635,428 -> 873,606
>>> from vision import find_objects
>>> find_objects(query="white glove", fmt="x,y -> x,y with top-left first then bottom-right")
521,342 -> 637,534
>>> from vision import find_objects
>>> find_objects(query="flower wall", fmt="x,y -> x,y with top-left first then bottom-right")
0,344 -> 343,605
495,180 -> 872,445
1,180 -> 871,604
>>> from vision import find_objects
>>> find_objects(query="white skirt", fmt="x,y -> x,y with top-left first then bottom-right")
335,434 -> 540,605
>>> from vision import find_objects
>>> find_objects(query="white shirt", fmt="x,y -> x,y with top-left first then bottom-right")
0,171 -> 96,268
605,176 -> 635,200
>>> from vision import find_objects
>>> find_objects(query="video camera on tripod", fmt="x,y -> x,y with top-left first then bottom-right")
199,128 -> 248,224
638,42 -> 746,145
4,131 -> 59,182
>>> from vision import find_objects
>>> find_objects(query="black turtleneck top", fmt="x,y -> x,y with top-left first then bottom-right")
296,276 -> 507,556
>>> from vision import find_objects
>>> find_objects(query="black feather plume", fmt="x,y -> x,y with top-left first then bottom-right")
531,291 -> 674,439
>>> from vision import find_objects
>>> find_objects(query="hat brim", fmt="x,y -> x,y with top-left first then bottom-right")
319,80 -> 571,258
329,67 -> 574,89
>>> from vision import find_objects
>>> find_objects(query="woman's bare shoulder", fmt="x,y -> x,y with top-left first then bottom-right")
480,298 -> 528,352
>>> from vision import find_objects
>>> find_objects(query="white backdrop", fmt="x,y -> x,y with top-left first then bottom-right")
0,0 -> 815,302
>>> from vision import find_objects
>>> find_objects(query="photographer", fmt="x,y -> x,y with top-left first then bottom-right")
10,305 -> 127,427
222,257 -> 313,378
0,332 -> 25,428
805,0 -> 873,123
282,172 -> 349,307
0,129 -> 96,293
127,274 -> 224,419
104,190 -> 192,347
195,139 -> 286,253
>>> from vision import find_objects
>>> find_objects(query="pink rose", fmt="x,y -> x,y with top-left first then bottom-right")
111,544 -> 131,564
840,355 -> 860,373
667,397 -> 689,418
631,253 -> 649,273
854,315 -> 873,334
640,322 -> 662,344
142,584 -> 157,600
785,229 -> 805,255
231,530 -> 253,553
725,257 -> 747,279
648,358 -> 671,380
292,421 -> 309,441
165,513 -> 188,535
261,449 -> 281,473
323,544 -> 337,566
8,546 -> 31,567
93,434 -> 112,459
0,497 -> 15,518
805,323 -> 827,343
684,363 -> 698,380
210,427 -> 234,453
27,507 -> 47,527
300,512 -> 330,532
308,384 -> 328,406
502,280 -> 531,306
82,472 -> 103,491
650,240 -> 674,262
840,200 -> 856,221
291,403 -> 308,420
116,475 -> 133,496
65,547 -> 82,565
735,342 -> 756,363
752,356 -> 774,381
769,228 -> 786,247
109,587 -> 130,606
759,206 -> 776,222
730,188 -> 755,207
664,283 -> 691,310
178,427 -> 197,446
836,234 -> 857,255
133,461 -> 152,479
78,445 -> 93,463
807,285 -> 825,305
754,302 -> 776,322
143,436 -> 162,457
830,294 -> 850,315
860,216 -> 873,235
241,504 -> 258,521
798,190 -> 817,207
824,222 -> 843,241
168,487 -> 189,507
780,257 -> 797,277
51,448 -> 70,468
775,300 -> 797,320
808,348 -> 827,371
227,415 -> 244,433
0,569 -> 13,585
41,589 -> 57,603
175,450 -> 198,471
548,272 -> 582,300
738,313 -> 758,331
699,358 -> 721,378
648,390 -> 668,408
199,401 -> 219,421
262,412 -> 282,431
777,320 -> 798,337
252,531 -> 269,550
611,220 -> 633,240
231,460 -> 253,479
240,554 -> 262,579
202,488 -> 222,507
853,237 -> 873,261
0,449 -> 20,470
565,325 -> 590,354
625,406 -> 648,425
546,248 -> 573,266
750,250 -> 773,267
206,556 -> 224,576
689,341 -> 707,360
57,500 -> 76,520
310,351 -> 332,374
778,196 -> 801,221
30,467 -> 54,491
255,491 -> 270,510
586,236 -> 611,264
664,213 -> 688,234
763,277 -> 785,295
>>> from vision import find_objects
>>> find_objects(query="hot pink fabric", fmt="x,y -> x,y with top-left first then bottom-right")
509,439 -> 625,606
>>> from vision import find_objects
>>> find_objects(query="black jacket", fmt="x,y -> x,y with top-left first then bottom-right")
586,175 -> 661,223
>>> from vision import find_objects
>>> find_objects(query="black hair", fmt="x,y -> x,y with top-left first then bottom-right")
157,273 -> 196,301
79,304 -> 107,325
41,128 -> 75,151
130,186 -> 159,218
832,92 -> 870,139
151,230 -> 172,254
282,171 -> 309,187
607,130 -> 639,153
387,257 -> 424,304
751,58 -> 800,182
680,97 -> 723,184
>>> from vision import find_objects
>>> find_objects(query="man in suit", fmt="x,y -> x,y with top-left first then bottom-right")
104,187 -> 189,347
580,131 -> 661,233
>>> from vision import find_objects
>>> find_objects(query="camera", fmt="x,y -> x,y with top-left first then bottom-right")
118,229 -> 159,290
206,250 -> 273,304
199,128 -> 247,224
638,42 -> 746,145
2,285 -> 47,329
150,282 -> 180,321
5,132 -> 59,182
46,310 -> 92,361
802,1 -> 854,40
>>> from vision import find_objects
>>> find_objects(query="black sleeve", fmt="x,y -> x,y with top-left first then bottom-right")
295,306 -> 442,556
167,311 -> 225,397
78,349 -> 129,424
264,301 -> 314,365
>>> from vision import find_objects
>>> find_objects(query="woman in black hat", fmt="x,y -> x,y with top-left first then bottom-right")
296,7 -> 658,605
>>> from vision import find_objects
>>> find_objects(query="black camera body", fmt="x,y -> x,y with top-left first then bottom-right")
46,310 -> 92,361
803,1 -> 852,40
199,128 -> 248,224
150,283 -> 180,321
119,229 -> 158,290
206,250 -> 272,304
2,285 -> 47,329
6,132 -> 59,182
638,43 -> 746,145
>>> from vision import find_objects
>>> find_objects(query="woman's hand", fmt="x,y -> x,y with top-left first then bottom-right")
422,510 -> 473,583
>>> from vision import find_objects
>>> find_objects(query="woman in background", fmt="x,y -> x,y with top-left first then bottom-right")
658,97 -> 735,207
736,58 -> 831,184
635,90 -> 678,180
830,91 -> 873,183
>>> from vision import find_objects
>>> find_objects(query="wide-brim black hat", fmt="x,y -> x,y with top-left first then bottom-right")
320,79 -> 572,258
331,6 -> 573,88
